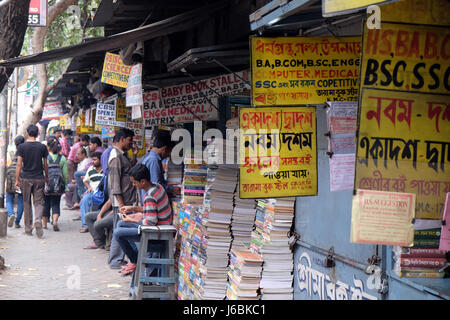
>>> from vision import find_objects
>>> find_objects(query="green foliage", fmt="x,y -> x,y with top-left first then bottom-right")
21,0 -> 104,84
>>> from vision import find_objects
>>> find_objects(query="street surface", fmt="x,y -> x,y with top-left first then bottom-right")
0,200 -> 130,300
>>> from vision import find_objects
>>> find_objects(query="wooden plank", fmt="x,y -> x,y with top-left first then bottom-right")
250,0 -> 291,22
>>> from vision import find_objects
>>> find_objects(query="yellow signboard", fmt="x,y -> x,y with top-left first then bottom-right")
323,0 -> 393,17
361,22 -> 450,94
355,88 -> 450,219
239,106 -> 317,198
101,52 -> 132,88
251,36 -> 361,106
351,189 -> 415,246
381,0 -> 450,26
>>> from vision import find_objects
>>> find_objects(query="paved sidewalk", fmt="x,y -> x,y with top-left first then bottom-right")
0,204 -> 131,300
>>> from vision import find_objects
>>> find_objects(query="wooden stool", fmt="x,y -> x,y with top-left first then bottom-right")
131,225 -> 177,300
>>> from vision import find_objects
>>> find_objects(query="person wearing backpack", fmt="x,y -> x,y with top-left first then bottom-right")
43,136 -> 68,231
6,136 -> 25,228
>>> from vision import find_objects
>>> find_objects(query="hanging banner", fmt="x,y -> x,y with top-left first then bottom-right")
322,0 -> 394,17
126,63 -> 143,107
361,22 -> 450,95
355,88 -> 450,219
101,52 -> 132,88
143,71 -> 249,126
351,189 -> 416,246
239,106 -> 317,198
28,0 -> 48,27
42,101 -> 63,120
251,37 -> 360,106
381,0 -> 450,26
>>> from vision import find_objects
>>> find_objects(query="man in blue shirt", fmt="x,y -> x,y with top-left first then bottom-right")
139,130 -> 178,200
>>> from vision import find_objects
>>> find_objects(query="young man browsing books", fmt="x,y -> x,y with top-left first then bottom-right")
113,163 -> 172,276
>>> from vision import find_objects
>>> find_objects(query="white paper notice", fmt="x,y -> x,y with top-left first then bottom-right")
330,154 -> 355,192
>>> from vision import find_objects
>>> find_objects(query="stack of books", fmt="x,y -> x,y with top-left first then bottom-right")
393,219 -> 448,278
393,247 -> 448,278
199,166 -> 238,299
166,159 -> 183,200
231,191 -> 256,252
226,250 -> 263,300
182,151 -> 207,205
251,198 -> 296,300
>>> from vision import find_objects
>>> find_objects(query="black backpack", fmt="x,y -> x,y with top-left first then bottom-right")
6,158 -> 17,194
45,154 -> 65,195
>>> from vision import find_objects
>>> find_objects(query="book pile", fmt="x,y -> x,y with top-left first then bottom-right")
393,219 -> 448,278
176,204 -> 204,300
182,151 -> 207,205
199,166 -> 238,299
166,159 -> 183,200
393,247 -> 448,278
226,250 -> 263,300
231,192 -> 256,252
251,198 -> 296,300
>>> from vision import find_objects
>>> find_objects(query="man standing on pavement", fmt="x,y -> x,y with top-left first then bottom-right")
108,128 -> 138,269
15,124 -> 49,238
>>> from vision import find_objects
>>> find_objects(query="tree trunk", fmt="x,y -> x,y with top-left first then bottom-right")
0,0 -> 30,91
17,0 -> 78,136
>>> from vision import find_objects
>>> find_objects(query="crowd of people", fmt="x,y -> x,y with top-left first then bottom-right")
6,124 -> 178,276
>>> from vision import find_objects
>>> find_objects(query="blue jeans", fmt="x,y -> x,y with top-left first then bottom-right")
74,171 -> 87,199
80,192 -> 94,228
6,192 -> 23,224
113,220 -> 140,264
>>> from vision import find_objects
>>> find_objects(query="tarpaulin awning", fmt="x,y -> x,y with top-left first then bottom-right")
0,0 -> 229,69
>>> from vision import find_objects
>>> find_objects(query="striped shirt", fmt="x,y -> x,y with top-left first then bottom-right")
83,165 -> 103,190
142,183 -> 172,226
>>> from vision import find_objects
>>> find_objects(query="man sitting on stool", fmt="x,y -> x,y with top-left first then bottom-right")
113,164 -> 172,276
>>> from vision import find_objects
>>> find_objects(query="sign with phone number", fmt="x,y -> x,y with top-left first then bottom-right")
28,0 -> 47,27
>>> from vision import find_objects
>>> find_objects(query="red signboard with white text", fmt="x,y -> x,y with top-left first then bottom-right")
28,0 -> 48,27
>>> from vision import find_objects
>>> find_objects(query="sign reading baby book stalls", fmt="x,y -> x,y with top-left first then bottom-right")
251,36 -> 360,106
239,107 -> 317,198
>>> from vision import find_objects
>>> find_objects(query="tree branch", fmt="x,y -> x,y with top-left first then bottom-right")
0,0 -> 14,8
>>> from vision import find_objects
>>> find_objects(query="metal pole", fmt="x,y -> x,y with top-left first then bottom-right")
0,85 -> 9,208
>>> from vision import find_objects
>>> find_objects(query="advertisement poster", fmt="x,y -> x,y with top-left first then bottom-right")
440,193 -> 450,251
126,107 -> 145,157
355,88 -> 450,219
101,52 -> 132,88
126,63 -> 143,108
330,154 -> 355,192
361,22 -> 449,95
251,36 -> 360,106
239,106 -> 317,198
327,101 -> 357,154
101,126 -> 115,139
42,101 -> 63,120
28,0 -> 47,27
351,189 -> 416,246
322,0 -> 393,17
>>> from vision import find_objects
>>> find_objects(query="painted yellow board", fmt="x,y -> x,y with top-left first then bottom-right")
381,0 -> 450,26
251,36 -> 361,106
239,106 -> 317,198
361,22 -> 450,94
351,189 -> 415,246
101,52 -> 132,88
323,0 -> 393,16
115,97 -> 127,127
355,88 -> 450,219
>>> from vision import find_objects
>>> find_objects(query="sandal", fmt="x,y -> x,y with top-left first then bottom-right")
84,244 -> 104,249
80,227 -> 89,233
121,264 -> 136,275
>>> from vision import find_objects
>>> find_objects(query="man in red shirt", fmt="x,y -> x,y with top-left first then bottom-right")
67,134 -> 90,181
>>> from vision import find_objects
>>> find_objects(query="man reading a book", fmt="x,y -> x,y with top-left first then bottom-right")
113,163 -> 172,276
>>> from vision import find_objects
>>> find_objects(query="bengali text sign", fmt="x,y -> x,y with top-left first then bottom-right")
239,106 -> 317,198
351,189 -> 416,246
42,102 -> 63,120
251,36 -> 361,106
101,52 -> 132,88
381,0 -> 450,26
126,63 -> 143,107
361,22 -> 450,94
355,88 -> 450,219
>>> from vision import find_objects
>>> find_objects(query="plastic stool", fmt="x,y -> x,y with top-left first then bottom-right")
131,225 -> 177,300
